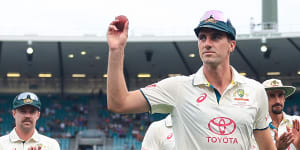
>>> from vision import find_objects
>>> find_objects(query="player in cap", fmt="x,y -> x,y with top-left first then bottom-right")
141,115 -> 175,150
262,79 -> 300,150
0,92 -> 60,150
106,10 -> 276,149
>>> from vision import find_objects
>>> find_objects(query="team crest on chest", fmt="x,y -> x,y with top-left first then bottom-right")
237,89 -> 244,98
233,89 -> 249,101
232,89 -> 251,106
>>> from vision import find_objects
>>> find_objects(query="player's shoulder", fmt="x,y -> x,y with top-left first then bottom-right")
0,134 -> 9,142
38,133 -> 60,144
159,74 -> 194,86
166,74 -> 193,81
286,113 -> 300,120
240,75 -> 264,89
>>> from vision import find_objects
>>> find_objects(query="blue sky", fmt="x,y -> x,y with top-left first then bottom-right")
0,0 -> 299,36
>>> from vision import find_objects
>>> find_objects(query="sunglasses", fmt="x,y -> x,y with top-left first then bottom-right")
16,92 -> 39,101
200,10 -> 228,23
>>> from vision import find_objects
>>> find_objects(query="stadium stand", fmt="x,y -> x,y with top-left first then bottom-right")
0,94 -> 155,149
0,94 -> 88,149
1,92 -> 298,149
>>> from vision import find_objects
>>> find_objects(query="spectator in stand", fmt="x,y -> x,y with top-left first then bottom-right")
293,105 -> 300,116
286,106 -> 293,115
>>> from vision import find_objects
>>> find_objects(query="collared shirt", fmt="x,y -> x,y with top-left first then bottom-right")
140,66 -> 269,150
251,112 -> 300,150
142,115 -> 175,150
269,112 -> 300,150
0,128 -> 60,150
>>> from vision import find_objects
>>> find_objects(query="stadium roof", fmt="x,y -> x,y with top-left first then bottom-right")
0,32 -> 300,86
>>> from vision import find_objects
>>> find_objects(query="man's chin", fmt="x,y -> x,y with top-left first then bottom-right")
202,59 -> 219,66
272,109 -> 283,114
22,122 -> 33,128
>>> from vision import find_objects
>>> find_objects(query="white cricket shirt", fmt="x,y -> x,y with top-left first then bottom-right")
142,115 -> 175,150
0,128 -> 60,150
140,66 -> 269,150
269,112 -> 300,150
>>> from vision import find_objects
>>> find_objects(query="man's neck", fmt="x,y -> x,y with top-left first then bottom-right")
15,127 -> 35,141
270,113 -> 284,128
203,64 -> 232,95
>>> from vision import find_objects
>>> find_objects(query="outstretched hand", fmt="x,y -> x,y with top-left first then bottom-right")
274,128 -> 293,150
107,15 -> 129,51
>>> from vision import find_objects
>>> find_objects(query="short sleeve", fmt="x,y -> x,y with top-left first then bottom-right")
253,85 -> 269,130
140,77 -> 179,114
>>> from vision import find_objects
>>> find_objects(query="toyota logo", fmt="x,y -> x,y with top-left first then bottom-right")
196,93 -> 207,103
208,117 -> 236,135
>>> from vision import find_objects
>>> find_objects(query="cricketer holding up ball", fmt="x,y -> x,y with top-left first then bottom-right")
106,10 -> 276,149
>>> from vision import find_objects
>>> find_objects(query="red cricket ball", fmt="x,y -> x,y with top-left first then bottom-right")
115,15 -> 128,31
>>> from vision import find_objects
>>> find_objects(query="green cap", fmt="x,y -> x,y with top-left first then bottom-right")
194,10 -> 236,40
13,92 -> 41,110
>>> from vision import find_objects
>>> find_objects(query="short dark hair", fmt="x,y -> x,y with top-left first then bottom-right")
226,33 -> 235,41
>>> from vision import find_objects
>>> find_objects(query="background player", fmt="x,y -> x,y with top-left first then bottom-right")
263,79 -> 300,150
141,115 -> 175,150
0,92 -> 60,150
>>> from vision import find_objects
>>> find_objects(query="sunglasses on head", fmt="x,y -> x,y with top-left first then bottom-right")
200,10 -> 228,23
16,93 -> 39,101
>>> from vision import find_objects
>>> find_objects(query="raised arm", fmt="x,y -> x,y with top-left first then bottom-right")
106,16 -> 149,114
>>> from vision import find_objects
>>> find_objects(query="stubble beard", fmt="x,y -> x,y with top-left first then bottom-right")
272,107 -> 283,115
